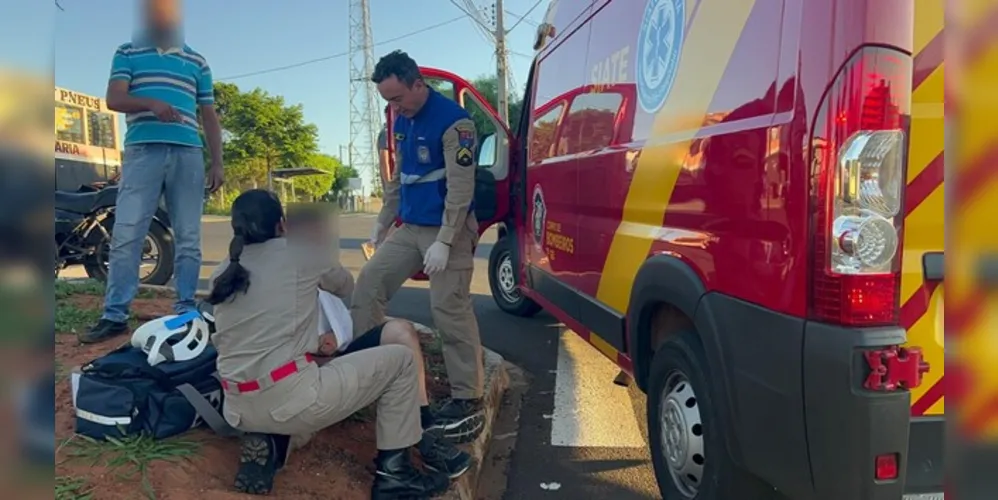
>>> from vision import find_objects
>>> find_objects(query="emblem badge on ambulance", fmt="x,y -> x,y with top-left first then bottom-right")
532,184 -> 546,247
636,0 -> 686,113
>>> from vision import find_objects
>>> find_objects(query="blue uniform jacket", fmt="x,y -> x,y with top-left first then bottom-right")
392,88 -> 477,237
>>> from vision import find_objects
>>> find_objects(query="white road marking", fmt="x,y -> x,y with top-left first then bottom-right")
550,330 -> 646,448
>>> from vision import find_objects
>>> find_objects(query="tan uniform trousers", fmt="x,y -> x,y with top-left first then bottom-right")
223,344 -> 422,451
351,221 -> 485,399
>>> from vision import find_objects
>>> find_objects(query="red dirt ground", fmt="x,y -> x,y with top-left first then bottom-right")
55,289 -> 451,500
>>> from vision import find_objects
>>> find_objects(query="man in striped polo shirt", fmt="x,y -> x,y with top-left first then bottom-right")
83,0 -> 224,343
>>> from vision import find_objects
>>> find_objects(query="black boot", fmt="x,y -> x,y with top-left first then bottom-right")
79,319 -> 128,344
426,398 -> 485,444
418,428 -> 473,479
371,448 -> 449,499
233,433 -> 290,495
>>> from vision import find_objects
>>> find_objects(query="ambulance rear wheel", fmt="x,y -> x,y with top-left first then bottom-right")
488,236 -> 541,317
648,330 -> 778,499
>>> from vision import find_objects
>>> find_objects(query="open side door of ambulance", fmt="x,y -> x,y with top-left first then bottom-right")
381,67 -> 515,281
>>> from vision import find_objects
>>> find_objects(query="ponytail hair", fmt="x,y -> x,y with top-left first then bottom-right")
206,189 -> 285,305
206,234 -> 249,305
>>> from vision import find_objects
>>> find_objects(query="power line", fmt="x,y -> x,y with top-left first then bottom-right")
217,16 -> 465,81
505,0 -> 543,33
448,0 -> 496,45
505,10 -> 538,28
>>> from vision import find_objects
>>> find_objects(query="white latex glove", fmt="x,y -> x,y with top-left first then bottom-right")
423,241 -> 451,276
370,221 -> 388,247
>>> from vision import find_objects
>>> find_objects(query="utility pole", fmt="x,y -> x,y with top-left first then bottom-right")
493,0 -> 510,124
462,0 -> 512,124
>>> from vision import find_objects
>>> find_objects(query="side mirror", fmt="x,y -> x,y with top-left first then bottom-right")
477,133 -> 497,168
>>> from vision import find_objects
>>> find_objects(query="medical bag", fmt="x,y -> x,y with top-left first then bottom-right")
71,343 -> 239,440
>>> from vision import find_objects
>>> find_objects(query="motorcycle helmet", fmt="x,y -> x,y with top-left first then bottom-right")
130,311 -> 210,366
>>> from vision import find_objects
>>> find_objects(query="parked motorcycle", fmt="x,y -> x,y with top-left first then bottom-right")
55,185 -> 175,286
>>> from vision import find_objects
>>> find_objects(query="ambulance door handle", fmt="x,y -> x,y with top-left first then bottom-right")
922,252 -> 943,282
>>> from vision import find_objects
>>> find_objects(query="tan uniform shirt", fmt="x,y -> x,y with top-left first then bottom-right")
208,237 -> 354,383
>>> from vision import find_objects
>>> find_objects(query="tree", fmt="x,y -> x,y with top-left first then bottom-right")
212,82 -> 320,188
291,153 -> 338,201
330,163 -> 360,194
468,74 -> 524,138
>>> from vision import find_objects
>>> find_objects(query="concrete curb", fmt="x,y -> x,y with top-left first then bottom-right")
407,322 -> 510,500
445,348 -> 509,500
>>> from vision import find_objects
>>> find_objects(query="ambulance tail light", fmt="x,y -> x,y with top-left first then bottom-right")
809,47 -> 912,326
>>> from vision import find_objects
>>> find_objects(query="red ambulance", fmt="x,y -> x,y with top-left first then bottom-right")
387,0 -> 945,498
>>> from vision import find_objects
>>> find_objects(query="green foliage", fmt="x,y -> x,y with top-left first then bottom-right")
213,82 -> 320,189
204,187 -> 239,215
468,74 -> 525,138
291,153 -> 339,200
55,476 -> 92,500
330,163 -> 360,194
61,434 -> 199,499
54,304 -> 102,334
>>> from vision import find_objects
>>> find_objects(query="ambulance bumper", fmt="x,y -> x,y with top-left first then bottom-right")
801,322 -> 931,500
695,293 -> 942,500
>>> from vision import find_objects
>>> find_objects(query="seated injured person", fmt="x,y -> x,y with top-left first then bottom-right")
284,205 -> 435,414
206,190 -> 470,499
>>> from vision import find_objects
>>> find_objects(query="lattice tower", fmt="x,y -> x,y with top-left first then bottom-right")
347,0 -> 382,193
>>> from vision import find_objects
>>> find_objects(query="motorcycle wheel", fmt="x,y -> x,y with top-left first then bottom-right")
84,221 -> 175,286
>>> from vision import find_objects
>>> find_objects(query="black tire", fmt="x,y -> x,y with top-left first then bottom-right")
85,220 -> 175,286
487,236 -> 541,317
647,330 -> 778,500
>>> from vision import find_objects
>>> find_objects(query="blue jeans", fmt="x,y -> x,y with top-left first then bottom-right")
102,143 -> 205,322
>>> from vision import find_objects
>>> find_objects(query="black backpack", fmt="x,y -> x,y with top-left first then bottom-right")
72,343 -> 242,440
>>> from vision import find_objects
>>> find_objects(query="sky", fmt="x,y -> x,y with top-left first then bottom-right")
15,0 -> 546,188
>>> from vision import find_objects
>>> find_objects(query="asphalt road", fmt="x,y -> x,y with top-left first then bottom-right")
63,213 -> 662,499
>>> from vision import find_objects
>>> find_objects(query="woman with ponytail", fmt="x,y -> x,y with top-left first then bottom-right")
207,190 -> 468,498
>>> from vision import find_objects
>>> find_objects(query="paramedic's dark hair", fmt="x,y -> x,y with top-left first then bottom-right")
371,50 -> 422,87
206,189 -> 284,305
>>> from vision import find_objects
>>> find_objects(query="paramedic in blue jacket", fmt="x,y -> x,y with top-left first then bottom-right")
353,50 -> 485,443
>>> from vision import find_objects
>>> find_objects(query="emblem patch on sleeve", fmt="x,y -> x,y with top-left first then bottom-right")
457,128 -> 476,149
455,147 -> 474,167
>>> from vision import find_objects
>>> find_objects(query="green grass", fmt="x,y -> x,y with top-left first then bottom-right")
55,280 -> 105,300
56,279 -> 159,300
203,204 -> 231,216
55,279 -> 159,333
55,475 -> 93,500
60,434 -> 200,499
55,304 -> 103,334
421,331 -> 444,357
421,331 -> 448,378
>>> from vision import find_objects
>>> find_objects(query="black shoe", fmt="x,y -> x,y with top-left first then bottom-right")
78,319 -> 128,344
234,433 -> 291,495
426,398 -> 485,444
418,429 -> 473,479
372,448 -> 449,499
